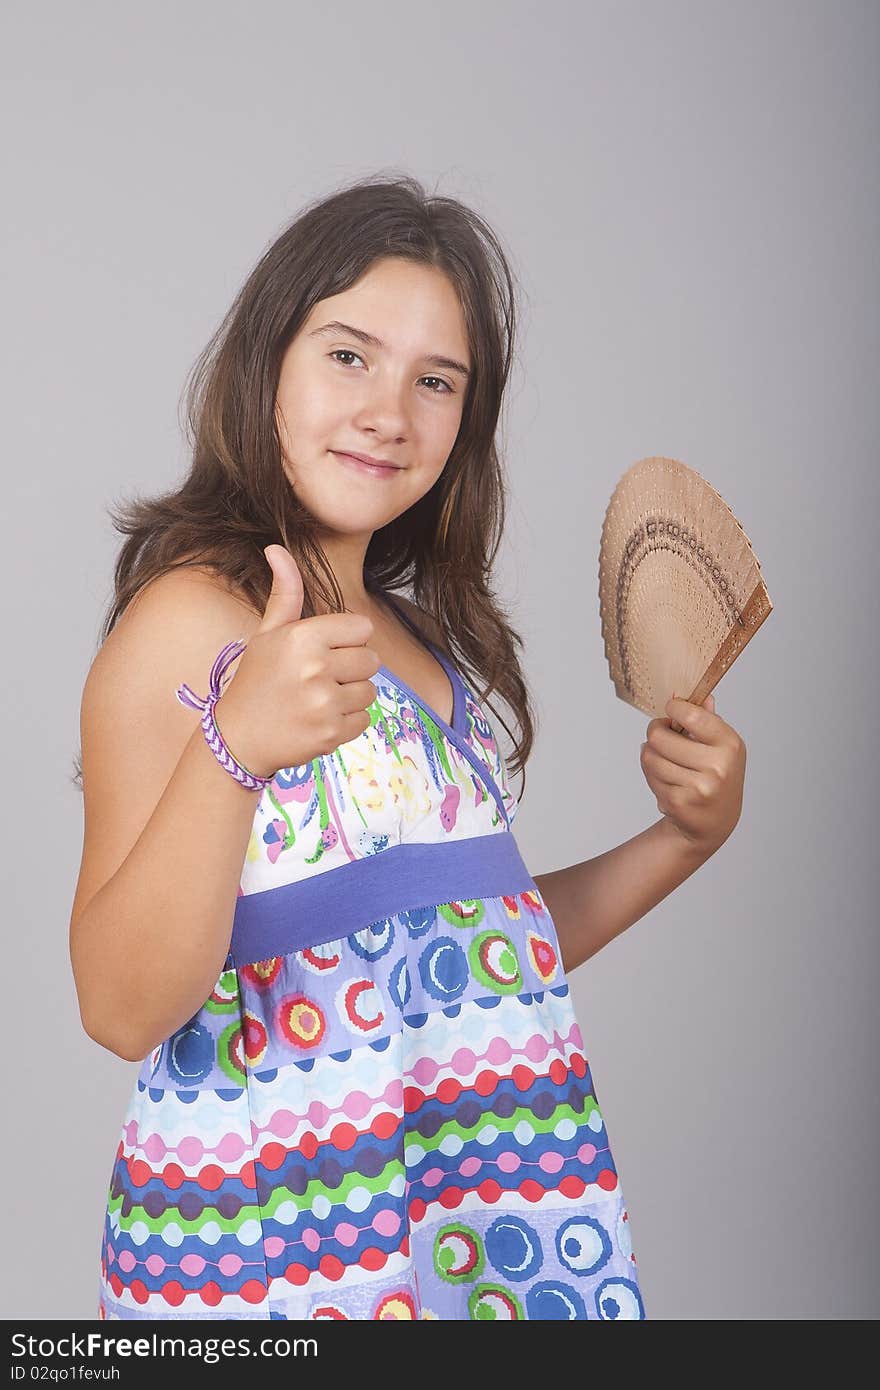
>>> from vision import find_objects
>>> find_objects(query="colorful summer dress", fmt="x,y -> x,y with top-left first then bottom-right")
97,587 -> 646,1320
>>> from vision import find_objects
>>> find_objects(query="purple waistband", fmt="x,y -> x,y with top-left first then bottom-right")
227,832 -> 536,966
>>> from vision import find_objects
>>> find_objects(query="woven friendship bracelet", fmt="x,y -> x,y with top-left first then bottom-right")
175,638 -> 271,792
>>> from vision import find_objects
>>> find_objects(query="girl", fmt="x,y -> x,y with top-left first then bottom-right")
69,173 -> 745,1321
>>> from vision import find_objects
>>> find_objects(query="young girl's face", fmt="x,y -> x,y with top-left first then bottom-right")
275,256 -> 472,540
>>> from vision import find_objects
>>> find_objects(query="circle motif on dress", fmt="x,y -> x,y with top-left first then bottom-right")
433,1223 -> 486,1283
276,994 -> 326,1050
484,1216 -> 543,1281
525,1280 -> 587,1320
204,971 -> 240,1014
373,1291 -> 417,1319
402,905 -> 437,938
617,1208 -> 634,1262
389,956 -> 411,1011
468,931 -> 522,993
526,931 -> 558,985
468,1283 -> 524,1319
166,1022 -> 214,1085
242,1010 -> 268,1067
594,1276 -> 645,1320
311,1305 -> 348,1319
300,942 -> 342,973
217,1021 -> 247,1082
439,898 -> 485,930
348,919 -> 395,960
556,1215 -> 612,1277
419,937 -> 469,1002
337,979 -> 385,1033
241,958 -> 282,989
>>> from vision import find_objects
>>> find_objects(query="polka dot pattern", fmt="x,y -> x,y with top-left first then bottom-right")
98,667 -> 643,1319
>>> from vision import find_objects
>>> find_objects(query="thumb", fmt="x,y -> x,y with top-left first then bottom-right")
703,693 -> 716,711
260,544 -> 305,631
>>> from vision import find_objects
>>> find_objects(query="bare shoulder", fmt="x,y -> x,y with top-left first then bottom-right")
126,561 -> 262,625
94,565 -> 261,691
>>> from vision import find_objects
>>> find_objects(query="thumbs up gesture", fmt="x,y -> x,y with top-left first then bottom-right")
213,546 -> 382,779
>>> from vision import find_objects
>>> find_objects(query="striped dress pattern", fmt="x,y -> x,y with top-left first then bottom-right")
98,590 -> 646,1320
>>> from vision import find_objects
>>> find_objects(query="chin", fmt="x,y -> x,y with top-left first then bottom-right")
315,508 -> 399,534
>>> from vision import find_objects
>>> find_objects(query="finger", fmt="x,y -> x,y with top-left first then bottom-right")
665,696 -> 723,744
645,716 -> 674,738
330,645 -> 382,683
338,677 -> 381,717
645,711 -> 711,767
261,545 -> 304,630
644,725 -> 716,773
641,741 -> 699,789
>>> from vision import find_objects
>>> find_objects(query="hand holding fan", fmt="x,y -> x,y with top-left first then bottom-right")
598,456 -> 773,735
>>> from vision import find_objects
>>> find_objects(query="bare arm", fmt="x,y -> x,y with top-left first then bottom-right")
533,816 -> 713,974
69,572 -> 263,1061
71,719 -> 261,1060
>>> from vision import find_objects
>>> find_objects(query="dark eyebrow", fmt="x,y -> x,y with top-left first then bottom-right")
308,319 -> 471,380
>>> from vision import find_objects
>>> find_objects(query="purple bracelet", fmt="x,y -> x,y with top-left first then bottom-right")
175,638 -> 272,792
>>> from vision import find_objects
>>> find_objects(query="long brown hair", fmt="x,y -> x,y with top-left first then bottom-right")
72,171 -> 537,799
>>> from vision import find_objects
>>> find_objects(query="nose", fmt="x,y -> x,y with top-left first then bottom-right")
351,372 -> 411,439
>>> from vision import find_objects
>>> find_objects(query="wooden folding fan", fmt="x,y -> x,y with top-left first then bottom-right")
599,456 -> 772,734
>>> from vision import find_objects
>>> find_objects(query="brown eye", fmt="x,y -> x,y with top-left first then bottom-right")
328,351 -> 453,395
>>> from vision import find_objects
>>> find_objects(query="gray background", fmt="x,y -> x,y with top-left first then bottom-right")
3,0 -> 877,1320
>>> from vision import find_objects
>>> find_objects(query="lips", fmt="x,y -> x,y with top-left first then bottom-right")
337,449 -> 400,468
332,451 -> 401,480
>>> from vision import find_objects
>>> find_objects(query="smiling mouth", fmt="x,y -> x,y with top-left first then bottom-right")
332,451 -> 401,479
